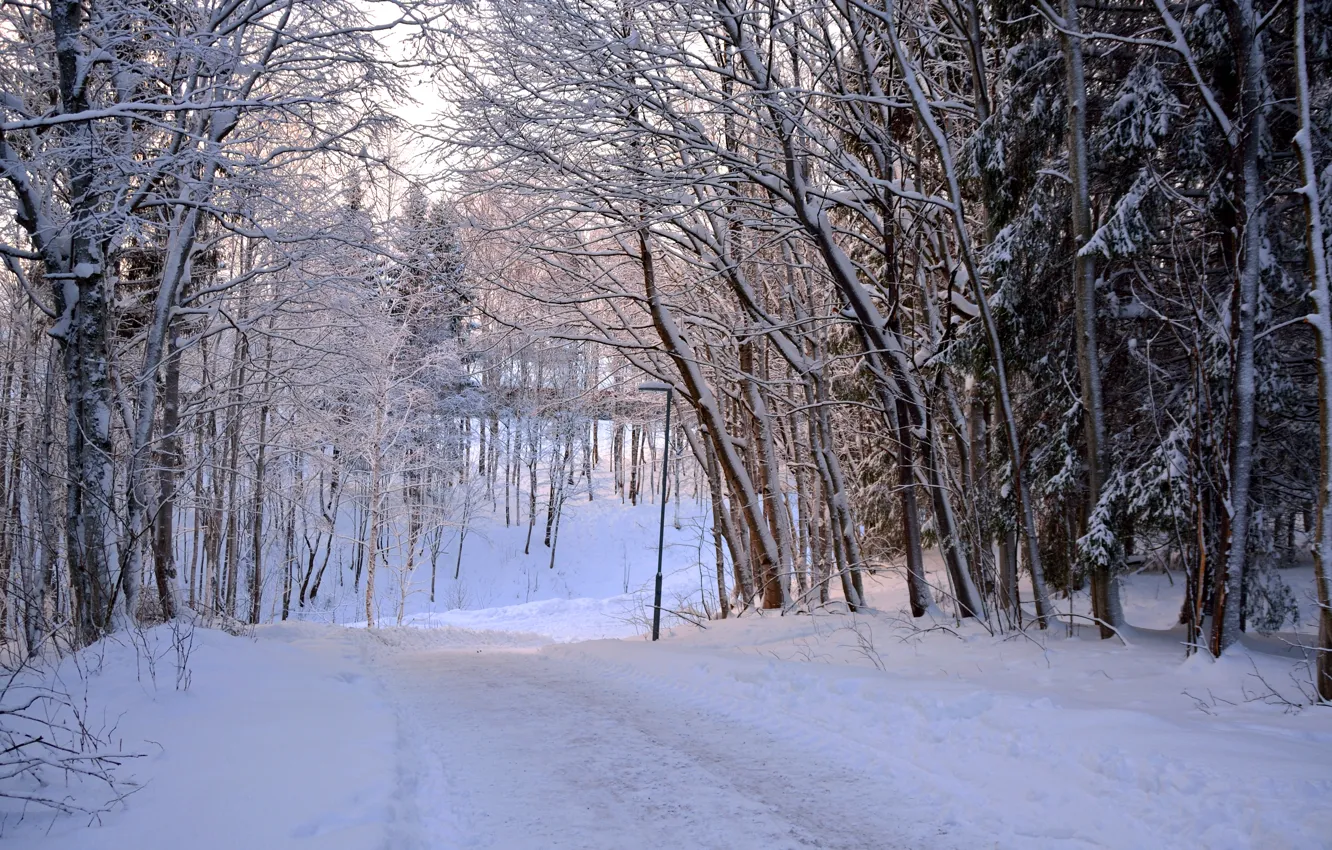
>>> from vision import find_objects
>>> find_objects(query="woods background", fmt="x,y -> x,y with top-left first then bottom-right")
1,0 -> 1330,701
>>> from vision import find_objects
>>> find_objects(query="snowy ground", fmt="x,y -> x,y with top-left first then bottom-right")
283,482 -> 724,629
0,622 -> 397,848
382,644 -> 922,849
4,493 -> 1331,849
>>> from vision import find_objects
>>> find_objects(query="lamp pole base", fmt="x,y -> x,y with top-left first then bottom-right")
652,571 -> 663,641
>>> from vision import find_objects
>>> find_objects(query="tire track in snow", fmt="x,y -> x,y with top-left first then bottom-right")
377,647 -> 934,850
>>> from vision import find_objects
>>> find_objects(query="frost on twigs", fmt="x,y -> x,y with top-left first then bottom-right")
124,618 -> 199,694
182,602 -> 253,639
0,653 -> 144,827
617,587 -> 710,638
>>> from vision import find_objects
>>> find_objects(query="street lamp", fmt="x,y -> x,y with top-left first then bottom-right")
639,381 -> 673,641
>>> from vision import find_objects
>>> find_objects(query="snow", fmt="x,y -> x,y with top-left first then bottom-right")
380,645 -> 925,849
5,496 -> 1332,850
393,595 -> 642,642
550,626 -> 1332,849
287,473 -> 715,630
3,623 -> 397,849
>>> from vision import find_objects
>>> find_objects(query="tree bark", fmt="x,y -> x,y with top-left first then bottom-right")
1211,0 -> 1266,657
1061,0 -> 1122,637
1292,0 -> 1332,699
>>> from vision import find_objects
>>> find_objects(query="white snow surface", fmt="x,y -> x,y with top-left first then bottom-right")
289,485 -> 720,631
2,622 -> 397,849
4,497 -> 1331,849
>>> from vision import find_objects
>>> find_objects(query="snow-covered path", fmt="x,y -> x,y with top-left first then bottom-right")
381,647 -> 923,850
7,613 -> 1329,850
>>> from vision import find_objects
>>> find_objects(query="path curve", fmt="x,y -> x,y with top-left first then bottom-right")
378,647 -> 928,850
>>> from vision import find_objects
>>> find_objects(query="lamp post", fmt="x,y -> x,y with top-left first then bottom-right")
639,381 -> 672,641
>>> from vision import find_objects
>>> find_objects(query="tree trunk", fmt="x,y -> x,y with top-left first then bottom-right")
1211,0 -> 1266,657
639,231 -> 785,608
1292,0 -> 1332,698
152,326 -> 183,621
364,407 -> 386,628
1061,0 -> 1122,638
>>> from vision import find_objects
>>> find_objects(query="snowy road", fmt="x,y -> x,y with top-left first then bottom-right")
8,620 -> 1329,850
380,647 -> 923,850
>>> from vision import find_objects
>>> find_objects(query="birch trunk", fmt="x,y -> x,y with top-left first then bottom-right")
45,0 -> 121,644
1292,0 -> 1332,699
152,325 -> 183,621
364,405 -> 386,628
1211,0 -> 1266,656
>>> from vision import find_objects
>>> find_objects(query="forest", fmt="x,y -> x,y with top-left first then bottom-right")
1,0 -> 1330,728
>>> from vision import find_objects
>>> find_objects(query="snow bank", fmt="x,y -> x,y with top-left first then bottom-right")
399,596 -> 639,641
3,624 -> 397,850
550,612 -> 1332,850
361,594 -> 648,642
